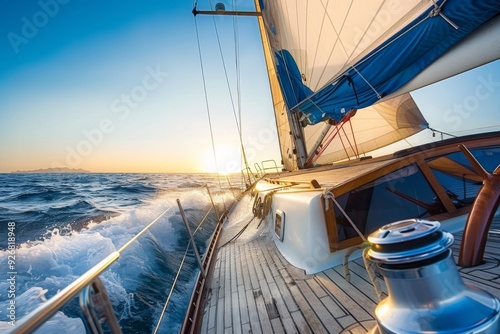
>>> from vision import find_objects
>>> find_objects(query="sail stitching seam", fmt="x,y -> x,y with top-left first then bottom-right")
315,0 -> 353,91
292,11 -> 429,116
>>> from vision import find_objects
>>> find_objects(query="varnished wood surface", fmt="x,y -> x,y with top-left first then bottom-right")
264,133 -> 500,197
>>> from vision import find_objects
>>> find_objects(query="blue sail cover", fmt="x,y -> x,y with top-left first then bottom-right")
274,0 -> 500,125
275,50 -> 313,110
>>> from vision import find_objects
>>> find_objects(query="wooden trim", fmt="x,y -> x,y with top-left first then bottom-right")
430,205 -> 471,222
427,157 -> 482,182
265,178 -> 321,189
320,196 -> 366,252
320,196 -> 339,252
458,146 -> 500,267
333,135 -> 500,197
416,158 -> 457,213
334,155 -> 417,196
337,236 -> 364,250
393,132 -> 500,159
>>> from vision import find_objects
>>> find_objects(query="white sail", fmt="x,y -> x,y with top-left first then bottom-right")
261,0 -> 427,93
258,0 -> 500,169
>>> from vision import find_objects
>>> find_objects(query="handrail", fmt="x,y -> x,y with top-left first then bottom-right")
223,175 -> 240,198
9,251 -> 120,334
9,204 -> 173,334
254,162 -> 263,177
205,184 -> 220,220
80,277 -> 122,333
241,166 -> 255,187
117,206 -> 172,253
261,159 -> 280,173
8,184 -> 229,334
153,237 -> 192,334
180,204 -> 230,334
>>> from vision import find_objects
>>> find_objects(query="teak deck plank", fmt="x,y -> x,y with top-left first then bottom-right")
273,271 -> 299,313
245,289 -> 263,334
290,310 -> 313,334
287,283 -> 329,334
268,280 -> 297,333
295,279 -> 343,333
200,212 -> 500,334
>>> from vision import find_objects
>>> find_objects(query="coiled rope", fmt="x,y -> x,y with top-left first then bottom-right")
252,190 -> 276,220
220,189 -> 277,247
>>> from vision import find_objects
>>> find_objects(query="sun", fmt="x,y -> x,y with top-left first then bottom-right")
202,144 -> 241,174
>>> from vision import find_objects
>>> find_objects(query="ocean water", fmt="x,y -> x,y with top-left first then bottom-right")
0,173 -> 243,333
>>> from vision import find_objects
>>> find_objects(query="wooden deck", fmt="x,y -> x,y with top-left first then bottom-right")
265,159 -> 396,189
199,209 -> 500,334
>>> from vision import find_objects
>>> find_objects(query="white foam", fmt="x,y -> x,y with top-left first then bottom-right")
0,287 -> 85,333
0,187 -> 236,331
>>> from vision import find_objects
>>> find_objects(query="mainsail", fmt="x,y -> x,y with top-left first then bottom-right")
257,0 -> 500,169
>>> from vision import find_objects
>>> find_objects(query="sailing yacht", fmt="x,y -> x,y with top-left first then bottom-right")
185,0 -> 500,333
8,0 -> 500,333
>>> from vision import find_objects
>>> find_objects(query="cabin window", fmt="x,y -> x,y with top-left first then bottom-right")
427,146 -> 500,207
437,146 -> 500,173
275,210 -> 285,241
429,170 -> 480,207
334,164 -> 443,241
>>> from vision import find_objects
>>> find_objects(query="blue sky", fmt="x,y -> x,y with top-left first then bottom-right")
0,0 -> 277,173
0,1 -> 499,173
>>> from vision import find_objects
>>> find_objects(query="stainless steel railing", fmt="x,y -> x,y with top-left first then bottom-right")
9,250 -> 121,334
7,186 -> 230,334
261,159 -> 280,174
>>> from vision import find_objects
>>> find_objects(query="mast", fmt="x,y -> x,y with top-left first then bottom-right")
253,0 -> 307,171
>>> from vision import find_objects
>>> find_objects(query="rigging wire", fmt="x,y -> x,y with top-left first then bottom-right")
428,126 -> 457,138
218,216 -> 256,248
304,97 -> 361,164
351,65 -> 381,99
323,189 -> 367,242
153,186 -> 225,333
153,240 -> 191,334
233,0 -> 242,150
207,0 -> 252,186
193,13 -> 227,213
453,125 -> 500,135
232,0 -> 252,186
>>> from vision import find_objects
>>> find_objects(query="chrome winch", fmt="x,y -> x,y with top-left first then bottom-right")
367,219 -> 500,334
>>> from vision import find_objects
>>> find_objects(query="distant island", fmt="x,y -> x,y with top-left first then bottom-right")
13,167 -> 90,174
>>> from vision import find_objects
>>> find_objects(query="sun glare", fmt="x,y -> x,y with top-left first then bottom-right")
202,144 -> 241,174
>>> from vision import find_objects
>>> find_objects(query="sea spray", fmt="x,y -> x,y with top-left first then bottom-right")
0,173 -> 241,333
